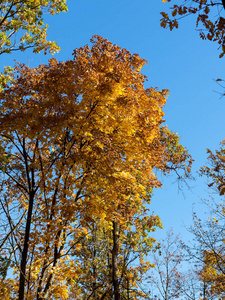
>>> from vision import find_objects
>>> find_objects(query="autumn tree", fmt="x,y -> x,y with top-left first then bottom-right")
0,36 -> 192,299
161,0 -> 225,57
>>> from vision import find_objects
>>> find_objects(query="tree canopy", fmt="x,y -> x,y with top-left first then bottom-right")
0,36 -> 192,299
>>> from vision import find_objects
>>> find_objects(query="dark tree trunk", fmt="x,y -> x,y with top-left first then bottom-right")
112,221 -> 120,300
18,191 -> 35,300
127,278 -> 130,300
18,139 -> 36,300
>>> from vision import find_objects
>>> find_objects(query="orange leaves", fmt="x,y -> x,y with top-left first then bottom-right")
160,19 -> 168,29
204,6 -> 210,14
172,9 -> 177,17
160,15 -> 178,30
188,7 -> 198,14
0,36 -> 192,297
161,12 -> 169,19
178,6 -> 187,15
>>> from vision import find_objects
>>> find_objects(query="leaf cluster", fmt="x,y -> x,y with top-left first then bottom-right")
0,0 -> 68,56
161,0 -> 225,57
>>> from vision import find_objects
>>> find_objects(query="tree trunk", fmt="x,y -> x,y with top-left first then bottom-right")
112,221 -> 120,300
18,191 -> 35,300
18,140 -> 35,300
127,277 -> 130,300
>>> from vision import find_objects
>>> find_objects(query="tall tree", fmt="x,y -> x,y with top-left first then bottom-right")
0,36 -> 192,299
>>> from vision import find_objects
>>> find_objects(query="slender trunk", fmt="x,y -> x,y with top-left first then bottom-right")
127,277 -> 130,300
112,221 -> 120,300
18,191 -> 35,300
36,186 -> 59,299
203,280 -> 206,300
93,258 -> 97,299
18,139 -> 35,300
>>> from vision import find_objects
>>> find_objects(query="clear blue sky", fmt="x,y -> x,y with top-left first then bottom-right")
1,0 -> 225,241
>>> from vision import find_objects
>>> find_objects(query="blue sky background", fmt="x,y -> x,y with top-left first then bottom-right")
1,0 -> 225,242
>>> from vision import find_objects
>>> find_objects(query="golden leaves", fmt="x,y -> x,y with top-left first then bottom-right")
0,36 -> 192,298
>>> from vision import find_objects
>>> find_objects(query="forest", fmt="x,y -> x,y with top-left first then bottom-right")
0,0 -> 225,299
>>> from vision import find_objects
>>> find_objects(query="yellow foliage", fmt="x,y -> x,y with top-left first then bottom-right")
0,36 -> 191,298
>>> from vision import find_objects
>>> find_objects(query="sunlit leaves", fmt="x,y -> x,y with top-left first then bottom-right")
0,0 -> 68,56
0,36 -> 192,298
